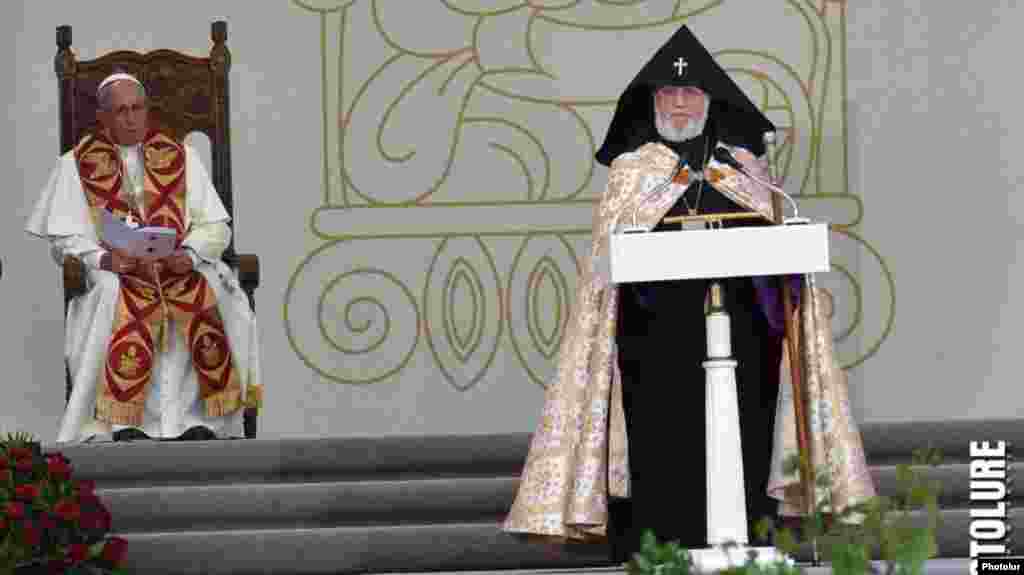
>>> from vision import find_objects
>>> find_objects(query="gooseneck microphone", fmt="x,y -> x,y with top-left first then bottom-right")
711,145 -> 801,221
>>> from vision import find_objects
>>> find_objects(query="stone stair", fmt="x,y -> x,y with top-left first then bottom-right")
51,418 -> 1023,574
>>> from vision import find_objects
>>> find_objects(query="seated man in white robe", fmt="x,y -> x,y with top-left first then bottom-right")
26,71 -> 262,443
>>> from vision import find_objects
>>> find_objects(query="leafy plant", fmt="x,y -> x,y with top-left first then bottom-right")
0,432 -> 129,575
624,446 -> 944,575
626,529 -> 694,575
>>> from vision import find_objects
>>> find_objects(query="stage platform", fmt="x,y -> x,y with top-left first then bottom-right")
376,560 -> 975,575
48,418 -> 1022,574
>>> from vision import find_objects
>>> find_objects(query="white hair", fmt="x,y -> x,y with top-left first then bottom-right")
653,93 -> 710,143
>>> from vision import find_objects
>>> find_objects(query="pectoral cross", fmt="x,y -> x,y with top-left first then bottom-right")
674,57 -> 688,77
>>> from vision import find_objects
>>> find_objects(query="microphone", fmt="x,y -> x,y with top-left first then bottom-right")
711,145 -> 746,172
711,145 -> 802,222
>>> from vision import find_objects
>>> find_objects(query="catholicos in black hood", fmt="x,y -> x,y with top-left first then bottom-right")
595,24 -> 775,166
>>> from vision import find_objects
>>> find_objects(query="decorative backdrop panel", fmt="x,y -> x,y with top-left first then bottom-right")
285,0 -> 892,392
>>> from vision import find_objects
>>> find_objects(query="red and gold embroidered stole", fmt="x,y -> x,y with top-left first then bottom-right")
74,129 -> 241,426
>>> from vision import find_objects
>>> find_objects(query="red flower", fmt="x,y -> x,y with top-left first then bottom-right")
76,479 -> 96,496
40,512 -> 58,530
53,499 -> 82,522
47,456 -> 71,480
5,501 -> 25,519
101,536 -> 129,565
78,492 -> 102,509
0,517 -> 7,530
22,524 -> 41,546
79,508 -> 112,531
15,458 -> 34,472
8,446 -> 32,460
0,454 -> 10,468
78,507 -> 108,532
67,542 -> 89,562
0,469 -> 11,483
15,483 -> 40,501
48,558 -> 72,574
99,506 -> 113,530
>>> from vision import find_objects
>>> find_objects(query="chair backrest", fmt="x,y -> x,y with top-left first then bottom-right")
55,21 -> 236,260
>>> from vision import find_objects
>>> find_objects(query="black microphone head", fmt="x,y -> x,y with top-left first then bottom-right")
712,145 -> 736,165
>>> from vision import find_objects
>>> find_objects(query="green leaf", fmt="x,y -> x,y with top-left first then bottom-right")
783,454 -> 802,476
894,464 -> 913,486
830,540 -> 870,575
886,527 -> 935,575
774,528 -> 798,555
631,554 -> 652,572
626,529 -> 693,575
754,517 -> 773,541
905,484 -> 931,508
640,529 -> 658,551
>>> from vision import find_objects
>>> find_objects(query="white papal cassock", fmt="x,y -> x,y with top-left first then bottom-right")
26,143 -> 261,444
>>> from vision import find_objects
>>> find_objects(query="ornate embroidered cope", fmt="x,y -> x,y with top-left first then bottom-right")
74,129 -> 242,426
501,142 -> 874,542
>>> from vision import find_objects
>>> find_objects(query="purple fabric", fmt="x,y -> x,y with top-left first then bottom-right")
751,275 -> 803,335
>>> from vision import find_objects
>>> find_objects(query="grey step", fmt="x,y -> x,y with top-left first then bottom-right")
858,419 -> 1024,464
911,507 -> 1021,560
375,563 -> 976,575
114,521 -> 611,575
870,462 -> 1023,506
102,477 -> 519,532
52,419 -> 1024,488
111,509 -> 1006,575
94,460 -> 988,526
56,435 -> 531,487
376,569 -> 626,575
782,507 -> 1023,562
47,420 -> 1023,573
99,464 -> 1017,534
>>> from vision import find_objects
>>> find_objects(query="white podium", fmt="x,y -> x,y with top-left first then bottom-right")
609,221 -> 829,573
608,222 -> 829,284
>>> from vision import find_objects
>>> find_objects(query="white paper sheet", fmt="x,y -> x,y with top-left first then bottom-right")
100,210 -> 177,259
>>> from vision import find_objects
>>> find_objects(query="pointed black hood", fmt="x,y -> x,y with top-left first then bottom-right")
595,25 -> 775,166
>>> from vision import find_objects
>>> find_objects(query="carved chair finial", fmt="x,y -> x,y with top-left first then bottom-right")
55,25 -> 77,79
212,21 -> 227,45
57,25 -> 71,50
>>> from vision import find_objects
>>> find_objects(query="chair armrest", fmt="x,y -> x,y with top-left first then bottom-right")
224,253 -> 259,313
224,253 -> 260,438
63,255 -> 87,300
65,253 -> 260,299
226,253 -> 259,292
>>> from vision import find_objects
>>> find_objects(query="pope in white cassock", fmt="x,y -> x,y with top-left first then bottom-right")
25,71 -> 262,444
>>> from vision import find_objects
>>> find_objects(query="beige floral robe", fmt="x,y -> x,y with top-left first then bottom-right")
502,142 -> 875,541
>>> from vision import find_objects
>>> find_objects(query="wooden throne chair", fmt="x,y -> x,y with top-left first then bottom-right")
55,21 -> 261,438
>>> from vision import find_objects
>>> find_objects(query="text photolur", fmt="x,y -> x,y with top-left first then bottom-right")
970,441 -> 1019,574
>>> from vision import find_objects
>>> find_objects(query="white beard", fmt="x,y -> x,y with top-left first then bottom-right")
654,98 -> 710,143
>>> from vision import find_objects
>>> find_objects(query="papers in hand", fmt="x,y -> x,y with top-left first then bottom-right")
100,210 -> 177,260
